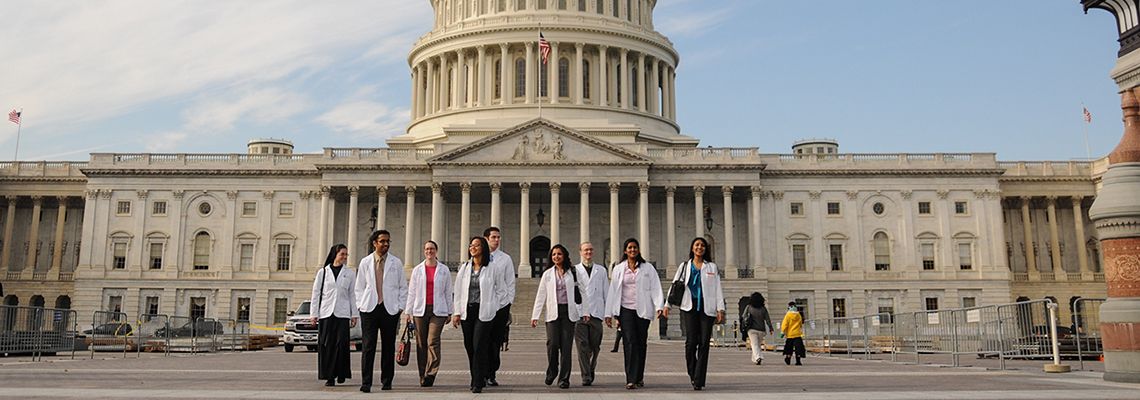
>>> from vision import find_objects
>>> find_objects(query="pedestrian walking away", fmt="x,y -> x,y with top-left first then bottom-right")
781,301 -> 806,366
404,240 -> 453,388
574,242 -> 609,386
742,292 -> 774,365
604,238 -> 664,390
664,237 -> 726,391
354,230 -> 408,392
310,244 -> 359,387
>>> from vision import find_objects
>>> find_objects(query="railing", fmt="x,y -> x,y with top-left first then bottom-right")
0,161 -> 88,177
737,267 -> 755,279
1040,272 -> 1055,281
1071,298 -> 1105,371
90,153 -> 319,167
0,305 -> 78,361
89,311 -> 131,359
1012,272 -> 1029,282
998,160 -> 1094,177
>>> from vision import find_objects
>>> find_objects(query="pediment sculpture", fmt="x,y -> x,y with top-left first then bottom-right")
511,129 -> 565,161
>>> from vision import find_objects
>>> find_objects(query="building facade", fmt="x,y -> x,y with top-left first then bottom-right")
0,0 -> 1107,331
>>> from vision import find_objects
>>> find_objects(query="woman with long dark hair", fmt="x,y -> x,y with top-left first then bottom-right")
405,240 -> 452,387
310,244 -> 359,386
531,244 -> 591,389
452,236 -> 499,393
743,292 -> 774,365
664,237 -> 726,390
604,238 -> 664,390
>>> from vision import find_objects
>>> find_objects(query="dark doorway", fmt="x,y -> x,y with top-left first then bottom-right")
530,236 -> 551,278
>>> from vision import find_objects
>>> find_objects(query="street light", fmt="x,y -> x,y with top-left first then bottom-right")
703,205 -> 714,232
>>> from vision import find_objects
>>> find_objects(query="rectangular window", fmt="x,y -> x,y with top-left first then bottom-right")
827,202 -> 841,215
242,201 -> 257,217
536,0 -> 546,10
790,202 -> 803,216
152,201 -> 167,216
794,298 -> 809,320
921,243 -> 936,270
958,243 -> 973,270
962,297 -> 977,308
113,243 -> 127,269
276,244 -> 291,271
116,201 -> 131,215
955,201 -> 968,215
878,298 -> 895,324
792,244 -> 806,271
829,244 -> 843,271
278,202 -> 294,217
149,243 -> 163,269
925,297 -> 939,311
273,298 -> 289,324
832,298 -> 846,319
237,298 -> 251,322
190,297 -> 206,320
145,296 -> 159,316
108,296 -> 123,314
239,244 -> 254,271
918,202 -> 931,215
579,0 -> 586,11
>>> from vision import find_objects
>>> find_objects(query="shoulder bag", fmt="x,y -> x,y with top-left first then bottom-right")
396,319 -> 413,366
666,262 -> 688,307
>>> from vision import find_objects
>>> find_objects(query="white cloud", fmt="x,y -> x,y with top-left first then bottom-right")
655,4 -> 735,37
184,88 -> 309,132
144,131 -> 189,153
317,101 -> 409,141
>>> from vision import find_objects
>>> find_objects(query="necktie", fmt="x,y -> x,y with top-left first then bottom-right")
374,254 -> 384,303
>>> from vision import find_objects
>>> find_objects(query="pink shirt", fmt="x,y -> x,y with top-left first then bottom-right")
424,264 -> 436,305
555,270 -> 568,304
621,263 -> 640,309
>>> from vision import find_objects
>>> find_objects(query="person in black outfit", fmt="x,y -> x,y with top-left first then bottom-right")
311,244 -> 358,387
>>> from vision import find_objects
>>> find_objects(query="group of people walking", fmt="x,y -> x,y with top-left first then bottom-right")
309,226 -> 801,393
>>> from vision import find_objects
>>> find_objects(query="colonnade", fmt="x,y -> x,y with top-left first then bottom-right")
0,196 -> 75,280
1010,196 -> 1095,280
411,42 -> 677,121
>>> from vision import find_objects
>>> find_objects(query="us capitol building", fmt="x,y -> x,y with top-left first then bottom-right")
0,0 -> 1106,332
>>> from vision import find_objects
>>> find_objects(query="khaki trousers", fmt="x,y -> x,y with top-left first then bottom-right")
413,305 -> 447,381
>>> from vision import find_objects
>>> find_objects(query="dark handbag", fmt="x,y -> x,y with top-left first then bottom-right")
396,320 -> 413,366
740,307 -> 754,336
666,262 -> 688,306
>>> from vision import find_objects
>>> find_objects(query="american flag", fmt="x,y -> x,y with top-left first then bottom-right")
7,109 -> 19,125
539,33 -> 551,65
1083,107 -> 1092,124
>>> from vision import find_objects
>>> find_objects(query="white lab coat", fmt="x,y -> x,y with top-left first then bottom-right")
490,249 -> 516,310
405,261 -> 454,317
574,262 -> 609,320
310,265 -> 360,319
452,260 -> 500,322
669,260 -> 727,317
604,260 -> 664,321
531,266 -> 592,322
354,252 -> 408,315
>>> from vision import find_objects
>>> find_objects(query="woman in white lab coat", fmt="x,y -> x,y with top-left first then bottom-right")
604,238 -> 664,390
530,244 -> 591,389
404,240 -> 453,387
310,244 -> 359,387
451,236 -> 499,393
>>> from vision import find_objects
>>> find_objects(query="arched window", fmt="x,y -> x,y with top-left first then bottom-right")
596,0 -> 603,14
494,60 -> 502,100
626,0 -> 632,21
54,295 -> 71,309
582,59 -> 591,100
193,232 -> 211,270
630,64 -> 639,108
447,67 -> 454,108
498,0 -> 506,12
558,0 -> 567,10
612,0 -> 620,17
558,57 -> 570,98
579,0 -> 586,12
515,58 -> 526,98
614,63 -> 622,104
873,232 -> 890,271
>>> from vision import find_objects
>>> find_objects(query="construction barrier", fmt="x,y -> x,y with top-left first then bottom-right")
0,305 -> 78,360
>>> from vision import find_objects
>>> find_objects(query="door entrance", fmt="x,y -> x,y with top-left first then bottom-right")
529,236 -> 551,278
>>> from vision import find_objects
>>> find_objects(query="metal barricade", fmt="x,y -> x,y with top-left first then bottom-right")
1072,298 -> 1105,370
0,305 -> 78,361
195,317 -> 221,353
166,315 -> 196,353
89,311 -> 131,358
216,318 -> 244,351
862,313 -> 897,361
135,314 -> 170,357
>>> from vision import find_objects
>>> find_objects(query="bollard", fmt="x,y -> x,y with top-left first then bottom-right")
1043,302 -> 1071,373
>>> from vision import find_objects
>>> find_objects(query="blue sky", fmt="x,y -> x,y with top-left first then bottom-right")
0,1 -> 1123,161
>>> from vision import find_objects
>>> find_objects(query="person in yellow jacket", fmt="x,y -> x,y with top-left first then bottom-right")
780,302 -> 805,366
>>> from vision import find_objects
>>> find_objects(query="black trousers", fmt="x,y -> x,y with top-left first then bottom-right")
360,304 -> 400,388
783,337 -> 806,359
618,307 -> 651,385
462,303 -> 494,389
488,304 -> 511,379
317,316 -> 351,382
545,304 -> 574,385
682,310 -> 715,387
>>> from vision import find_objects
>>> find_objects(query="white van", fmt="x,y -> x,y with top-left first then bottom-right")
282,300 -> 363,352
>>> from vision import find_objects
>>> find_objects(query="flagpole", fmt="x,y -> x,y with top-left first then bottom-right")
12,108 -> 21,162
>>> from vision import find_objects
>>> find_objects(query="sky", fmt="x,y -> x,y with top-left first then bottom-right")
0,0 -> 1125,161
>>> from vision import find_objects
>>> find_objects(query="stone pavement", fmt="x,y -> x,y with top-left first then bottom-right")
0,339 -> 1136,399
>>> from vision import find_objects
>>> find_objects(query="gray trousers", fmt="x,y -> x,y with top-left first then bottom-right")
574,317 -> 603,384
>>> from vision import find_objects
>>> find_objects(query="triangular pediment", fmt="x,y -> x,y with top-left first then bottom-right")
427,118 -> 652,165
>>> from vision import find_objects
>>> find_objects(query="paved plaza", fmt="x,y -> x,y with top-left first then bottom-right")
0,339 -> 1136,399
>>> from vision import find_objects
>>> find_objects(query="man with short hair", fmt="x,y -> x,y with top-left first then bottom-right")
355,230 -> 408,392
483,226 -> 514,386
574,242 -> 608,386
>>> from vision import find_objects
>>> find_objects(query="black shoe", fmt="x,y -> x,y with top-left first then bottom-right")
487,377 -> 499,386
422,376 -> 435,387
559,381 -> 570,389
610,349 -> 618,353
625,383 -> 636,390
694,385 -> 703,391
795,360 -> 803,366
756,359 -> 763,365
472,386 -> 483,393
784,356 -> 791,365
359,385 -> 370,392
337,377 -> 345,384
582,380 -> 593,387
545,376 -> 555,386
636,382 -> 644,388
325,379 -> 335,387
381,383 -> 392,391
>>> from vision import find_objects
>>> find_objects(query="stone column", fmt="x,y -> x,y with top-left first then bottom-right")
519,182 -> 532,276
404,186 -> 417,269
722,186 -> 736,275
1047,196 -> 1064,278
550,42 -> 560,104
27,196 -> 42,271
1020,197 -> 1039,280
579,182 -> 590,243
500,43 -> 511,105
456,50 -> 467,108
638,182 -> 650,261
51,197 -> 67,273
525,42 -> 536,104
318,187 -> 330,258
460,183 -> 472,262
694,186 -> 705,238
665,186 -> 677,269
750,186 -> 763,270
431,183 -> 444,244
411,64 -> 420,118
347,186 -> 360,262
490,182 -> 502,228
609,182 -> 620,266
1,196 -> 15,270
574,43 -> 584,105
620,49 -> 630,109
426,61 -> 436,115
476,45 -> 487,107
1087,83 -> 1140,382
637,53 -> 647,112
376,186 -> 388,231
550,182 -> 561,247
597,45 -> 608,107
1073,197 -> 1091,278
